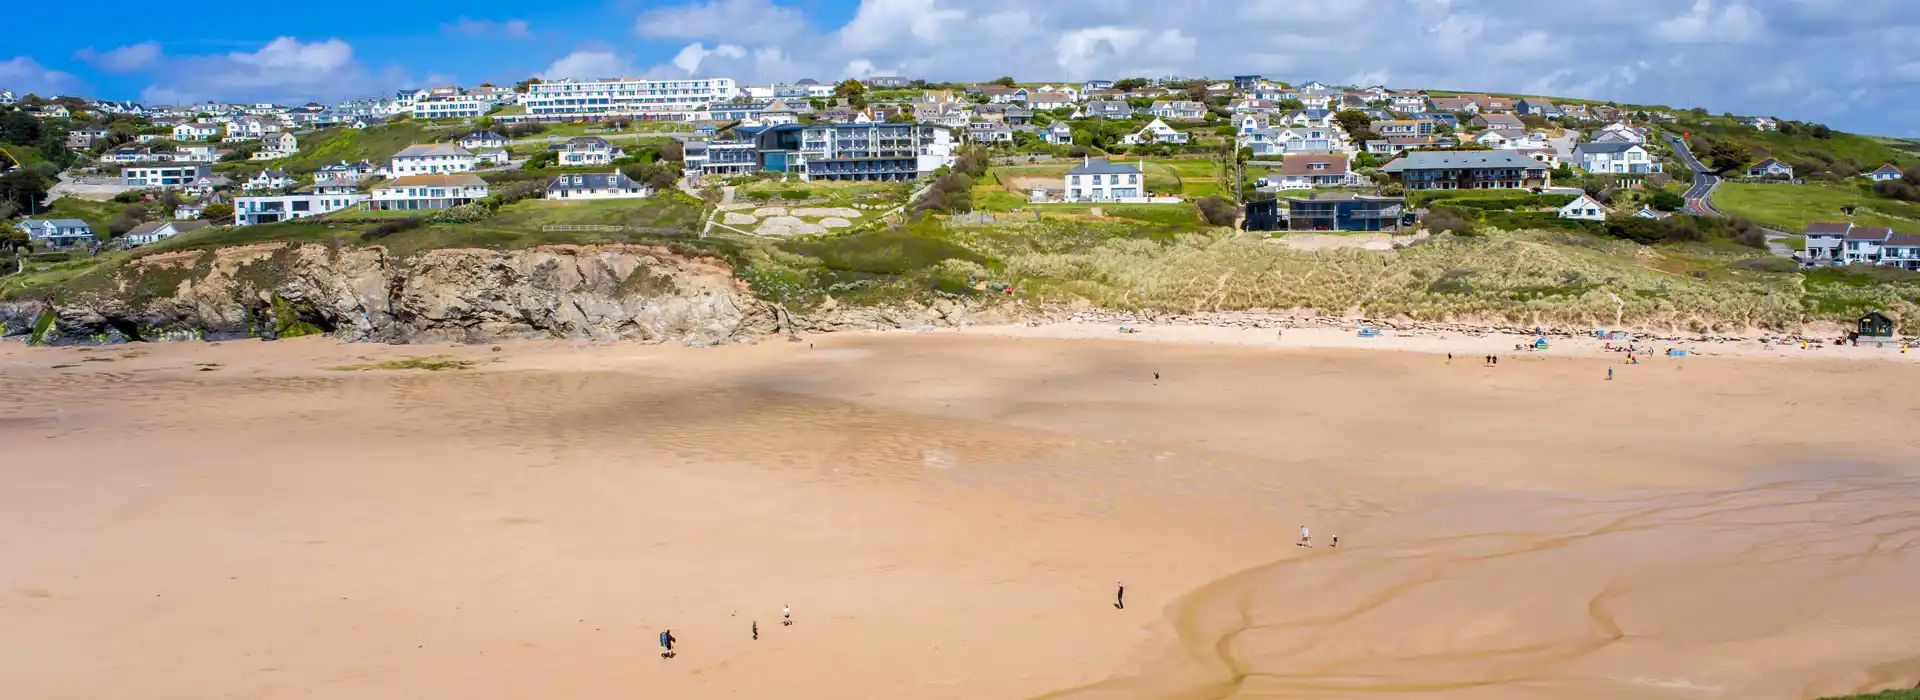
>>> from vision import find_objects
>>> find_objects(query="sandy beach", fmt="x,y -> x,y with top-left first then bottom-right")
3,329 -> 1919,700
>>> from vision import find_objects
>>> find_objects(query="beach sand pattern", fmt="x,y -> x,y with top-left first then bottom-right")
2,334 -> 1917,700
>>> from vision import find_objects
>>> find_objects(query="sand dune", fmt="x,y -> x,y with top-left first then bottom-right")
1,334 -> 1917,699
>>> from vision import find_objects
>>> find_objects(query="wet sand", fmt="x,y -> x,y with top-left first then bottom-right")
2,334 -> 1918,699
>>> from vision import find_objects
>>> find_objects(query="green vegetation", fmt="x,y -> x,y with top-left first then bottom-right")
735,179 -> 905,205
1712,183 -> 1920,232
1821,688 -> 1920,700
272,121 -> 444,171
326,356 -> 478,371
25,197 -> 123,236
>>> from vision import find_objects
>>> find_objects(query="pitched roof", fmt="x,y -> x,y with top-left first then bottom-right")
392,143 -> 473,159
1846,226 -> 1893,240
1870,163 -> 1903,175
1279,154 -> 1350,176
547,172 -> 641,191
1475,114 -> 1524,127
1377,150 -> 1549,172
1578,141 -> 1642,154
1067,158 -> 1142,176
1749,158 -> 1788,169
1805,221 -> 1852,235
376,174 -> 488,189
1886,233 -> 1920,247
21,218 -> 92,229
565,136 -> 614,149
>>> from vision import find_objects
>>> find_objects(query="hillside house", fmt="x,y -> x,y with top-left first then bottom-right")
1557,194 -> 1607,221
1572,142 -> 1661,174
123,220 -> 210,246
459,131 -> 508,150
1043,122 -> 1073,146
245,170 -> 294,192
1122,118 -> 1189,145
12,219 -> 96,248
1804,221 -> 1850,262
173,122 -> 222,141
123,163 -> 212,188
1063,158 -> 1144,202
1149,101 -> 1207,120
1741,117 -> 1779,131
1515,99 -> 1561,117
234,193 -> 369,225
1377,150 -> 1550,190
559,136 -> 625,166
966,121 -> 1014,144
370,174 -> 489,210
1473,128 -> 1528,149
1273,154 -> 1360,189
1429,96 -> 1479,113
1867,164 -> 1904,182
1470,113 -> 1525,130
1084,100 -> 1134,119
545,171 -> 650,200
1245,193 -> 1404,232
390,143 -> 477,176
1745,158 -> 1794,179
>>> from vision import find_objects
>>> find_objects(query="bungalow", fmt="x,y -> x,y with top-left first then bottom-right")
458,131 -> 508,150
1592,122 -> 1648,144
176,144 -> 219,163
1741,117 -> 1779,131
1560,104 -> 1592,120
1429,96 -> 1479,113
1363,136 -> 1443,157
1063,158 -> 1144,203
369,174 -> 490,211
867,76 -> 912,88
1043,122 -> 1074,146
12,219 -> 96,248
1746,158 -> 1794,179
34,104 -> 71,119
1517,147 -> 1561,169
966,121 -> 1014,144
1273,154 -> 1360,189
1410,112 -> 1460,129
1377,150 -> 1551,190
1231,98 -> 1277,114
1277,109 -> 1336,128
1867,164 -> 1904,182
1470,113 -> 1526,130
978,85 -> 1024,104
1121,118 -> 1189,145
175,202 -> 207,220
102,147 -> 160,164
234,193 -> 369,225
1149,101 -> 1207,120
1515,99 -> 1561,117
1572,142 -> 1661,174
173,122 -> 222,142
1084,100 -> 1134,120
545,171 -> 650,200
559,136 -> 625,166
245,170 -> 294,192
1081,80 -> 1115,93
123,162 -> 212,188
182,175 -> 231,198
1557,194 -> 1607,221
1027,91 -> 1073,110
390,143 -> 477,176
123,220 -> 211,246
1372,120 -> 1432,137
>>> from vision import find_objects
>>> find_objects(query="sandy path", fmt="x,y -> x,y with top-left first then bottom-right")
2,335 -> 1919,699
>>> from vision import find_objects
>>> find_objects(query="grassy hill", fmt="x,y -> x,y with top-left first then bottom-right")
1713,183 -> 1920,232
24,197 -> 123,236
1822,690 -> 1920,700
271,120 -> 453,171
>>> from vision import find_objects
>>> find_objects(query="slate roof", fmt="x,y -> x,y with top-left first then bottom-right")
1278,154 -> 1350,177
1805,222 -> 1852,235
1067,158 -> 1142,176
377,174 -> 488,189
392,143 -> 474,159
1377,151 -> 1549,172
547,172 -> 642,192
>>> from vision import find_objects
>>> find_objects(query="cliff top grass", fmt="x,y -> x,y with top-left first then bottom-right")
1712,183 -> 1920,233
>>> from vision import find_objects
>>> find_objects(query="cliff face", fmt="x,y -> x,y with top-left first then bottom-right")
0,243 -> 1016,346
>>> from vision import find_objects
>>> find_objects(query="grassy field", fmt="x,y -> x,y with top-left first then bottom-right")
735,180 -> 906,205
24,197 -> 125,237
272,121 -> 448,171
1712,183 -> 1920,232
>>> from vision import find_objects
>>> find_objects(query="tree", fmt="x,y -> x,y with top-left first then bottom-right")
1649,189 -> 1686,211
513,77 -> 544,92
1331,109 -> 1379,142
1113,78 -> 1148,92
1196,196 -> 1238,227
992,76 -> 1016,87
0,169 -> 49,213
834,79 -> 868,109
200,202 -> 233,223
1809,123 -> 1832,139
659,138 -> 684,162
0,109 -> 42,145
108,203 -> 151,238
1703,139 -> 1753,174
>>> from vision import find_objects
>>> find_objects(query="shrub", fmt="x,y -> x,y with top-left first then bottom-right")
1421,205 -> 1476,235
363,216 -> 428,239
1649,189 -> 1686,211
1731,257 -> 1798,273
492,179 -> 545,207
1196,196 -> 1238,227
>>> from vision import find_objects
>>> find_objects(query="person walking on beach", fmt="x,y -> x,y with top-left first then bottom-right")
752,621 -> 758,640
1331,535 -> 1339,548
659,629 -> 676,658
782,604 -> 792,626
1299,525 -> 1312,548
1115,582 -> 1125,610
1607,367 -> 1614,381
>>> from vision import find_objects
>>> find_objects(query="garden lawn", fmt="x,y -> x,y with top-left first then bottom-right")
1712,183 -> 1920,232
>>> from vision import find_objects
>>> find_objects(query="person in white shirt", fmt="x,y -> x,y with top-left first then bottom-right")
1299,525 -> 1312,547
782,604 -> 792,626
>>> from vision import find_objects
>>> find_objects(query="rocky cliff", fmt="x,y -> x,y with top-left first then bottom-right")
0,243 -> 1012,346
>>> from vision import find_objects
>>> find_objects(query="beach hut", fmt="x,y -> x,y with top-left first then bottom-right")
1857,311 -> 1895,339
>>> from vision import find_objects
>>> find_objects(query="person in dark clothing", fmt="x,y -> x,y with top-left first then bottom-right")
1115,582 -> 1125,610
660,629 -> 676,658
752,621 -> 758,640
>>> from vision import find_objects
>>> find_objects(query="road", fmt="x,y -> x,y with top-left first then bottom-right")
1663,133 -> 1720,216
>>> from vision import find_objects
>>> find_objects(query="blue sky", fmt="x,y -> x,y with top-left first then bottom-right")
4,0 -> 1919,136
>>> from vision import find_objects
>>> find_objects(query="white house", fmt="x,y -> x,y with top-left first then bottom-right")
544,171 -> 651,200
370,174 -> 489,211
390,143 -> 477,176
1026,91 -> 1073,110
1122,118 -> 1189,145
123,163 -> 212,188
1042,122 -> 1073,146
459,131 -> 508,150
124,220 -> 211,246
252,131 -> 297,160
1572,142 -> 1660,174
176,144 -> 219,163
173,122 -> 222,142
1803,221 -> 1850,263
1741,117 -> 1779,131
1558,194 -> 1607,221
1149,101 -> 1207,120
12,219 -> 96,248
1064,158 -> 1144,202
558,136 -> 625,166
1593,122 -> 1647,144
1473,128 -> 1528,149
1274,154 -> 1360,189
1867,164 -> 1903,182
1745,158 -> 1794,179
244,170 -> 294,192
234,193 -> 370,225
225,117 -> 266,141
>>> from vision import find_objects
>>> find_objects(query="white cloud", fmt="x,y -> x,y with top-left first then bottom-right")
541,49 -> 631,80
75,42 -> 162,72
669,43 -> 748,75
636,0 -> 804,42
0,56 -> 83,96
443,18 -> 532,39
138,37 -> 393,104
1654,0 -> 1767,43
835,0 -> 965,53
